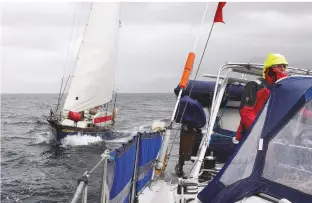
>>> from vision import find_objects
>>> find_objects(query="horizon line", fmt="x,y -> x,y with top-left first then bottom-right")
1,92 -> 174,94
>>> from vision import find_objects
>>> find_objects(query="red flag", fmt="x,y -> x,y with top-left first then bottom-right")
214,2 -> 226,23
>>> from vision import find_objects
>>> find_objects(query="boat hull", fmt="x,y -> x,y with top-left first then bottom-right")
48,120 -> 115,141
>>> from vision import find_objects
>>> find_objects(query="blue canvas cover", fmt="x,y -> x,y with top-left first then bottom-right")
174,80 -> 244,107
106,132 -> 163,202
136,132 -> 162,193
108,138 -> 137,203
174,95 -> 206,128
198,76 -> 312,203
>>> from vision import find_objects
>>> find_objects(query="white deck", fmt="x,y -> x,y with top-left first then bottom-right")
139,179 -> 292,203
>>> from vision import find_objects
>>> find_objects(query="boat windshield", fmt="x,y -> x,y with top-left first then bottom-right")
262,99 -> 312,195
219,101 -> 269,186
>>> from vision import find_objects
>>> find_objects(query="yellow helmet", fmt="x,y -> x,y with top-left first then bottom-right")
263,53 -> 288,78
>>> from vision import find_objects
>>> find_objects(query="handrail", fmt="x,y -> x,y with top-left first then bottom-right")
70,149 -> 112,203
203,62 -> 312,78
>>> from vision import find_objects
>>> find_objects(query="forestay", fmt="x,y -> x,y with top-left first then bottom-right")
63,2 -> 121,112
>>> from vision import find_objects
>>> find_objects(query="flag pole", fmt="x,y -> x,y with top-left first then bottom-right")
154,2 -> 210,176
190,2 -> 227,179
186,2 -> 226,104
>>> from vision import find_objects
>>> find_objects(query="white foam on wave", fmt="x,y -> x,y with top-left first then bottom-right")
59,119 -> 166,147
33,131 -> 54,144
61,134 -> 103,147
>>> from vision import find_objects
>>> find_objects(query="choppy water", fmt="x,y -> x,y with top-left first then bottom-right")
1,93 -> 180,203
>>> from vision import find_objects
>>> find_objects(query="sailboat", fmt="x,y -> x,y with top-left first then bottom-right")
47,2 -> 121,141
64,2 -> 312,203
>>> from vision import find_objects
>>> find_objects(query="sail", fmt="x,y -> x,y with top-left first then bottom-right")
63,2 -> 121,112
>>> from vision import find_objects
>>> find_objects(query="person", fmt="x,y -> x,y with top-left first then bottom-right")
235,53 -> 289,141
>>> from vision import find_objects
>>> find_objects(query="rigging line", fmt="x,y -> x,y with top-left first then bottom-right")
63,3 -> 85,94
59,75 -> 71,107
68,3 -> 83,77
55,77 -> 64,113
72,2 -> 93,73
62,3 -> 79,78
188,15 -> 215,97
55,3 -> 78,112
193,2 -> 209,53
177,2 -> 211,125
174,2 -> 210,125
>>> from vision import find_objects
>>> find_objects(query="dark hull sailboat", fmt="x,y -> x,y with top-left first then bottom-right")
47,115 -> 115,141
47,2 -> 121,142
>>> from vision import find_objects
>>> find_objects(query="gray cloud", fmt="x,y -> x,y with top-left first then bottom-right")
1,3 -> 90,27
1,2 -> 312,93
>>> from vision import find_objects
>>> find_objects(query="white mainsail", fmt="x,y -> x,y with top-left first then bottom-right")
63,2 -> 121,112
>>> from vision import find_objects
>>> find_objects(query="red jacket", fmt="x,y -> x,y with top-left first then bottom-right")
236,88 -> 271,141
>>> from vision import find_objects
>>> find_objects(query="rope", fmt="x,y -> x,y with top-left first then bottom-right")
80,150 -> 114,178
74,2 -> 93,67
176,2 -> 213,126
89,156 -> 107,174
55,77 -> 64,113
55,4 -> 78,113
62,3 -> 78,78
59,75 -> 71,106
55,75 -> 71,114
193,3 -> 209,52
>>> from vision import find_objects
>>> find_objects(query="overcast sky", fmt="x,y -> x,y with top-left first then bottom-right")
1,2 -> 312,93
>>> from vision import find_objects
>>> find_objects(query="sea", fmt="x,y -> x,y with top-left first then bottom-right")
1,93 -> 183,203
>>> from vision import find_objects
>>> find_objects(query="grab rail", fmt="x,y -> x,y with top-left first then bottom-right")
70,149 -> 112,203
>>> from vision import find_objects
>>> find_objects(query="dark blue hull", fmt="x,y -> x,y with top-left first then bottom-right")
48,120 -> 115,142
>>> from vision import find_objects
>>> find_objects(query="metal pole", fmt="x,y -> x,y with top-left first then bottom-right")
113,89 -> 118,111
112,89 -> 118,123
130,135 -> 140,203
82,185 -> 88,203
155,89 -> 183,171
101,150 -> 110,203
191,71 -> 230,178
71,182 -> 86,203
170,89 -> 184,122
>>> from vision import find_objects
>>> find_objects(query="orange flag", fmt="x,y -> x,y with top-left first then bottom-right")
214,2 -> 226,23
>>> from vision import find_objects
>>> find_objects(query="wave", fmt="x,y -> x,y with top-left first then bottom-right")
60,134 -> 104,147
2,119 -> 48,126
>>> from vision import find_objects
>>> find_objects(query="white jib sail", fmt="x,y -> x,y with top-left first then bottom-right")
63,2 -> 121,112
